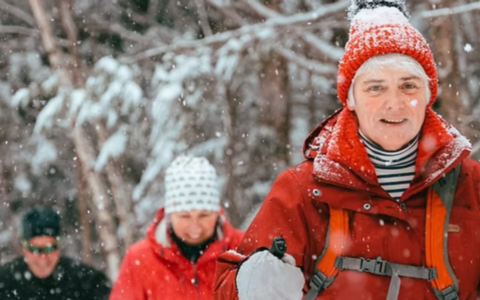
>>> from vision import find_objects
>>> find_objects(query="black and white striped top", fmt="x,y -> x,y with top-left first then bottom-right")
359,131 -> 418,201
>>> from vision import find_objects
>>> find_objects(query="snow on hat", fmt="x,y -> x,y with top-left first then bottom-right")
337,0 -> 437,106
22,207 -> 61,240
164,156 -> 220,214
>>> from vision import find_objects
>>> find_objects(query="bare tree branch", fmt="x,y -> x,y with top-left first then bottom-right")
55,0 -> 82,87
0,0 -> 35,26
472,141 -> 480,157
96,123 -> 134,249
195,0 -> 213,36
72,127 -> 120,280
242,0 -> 278,18
421,1 -> 480,18
89,13 -> 157,44
147,0 -> 159,19
242,0 -> 344,61
206,0 -> 246,27
298,31 -> 344,61
29,0 -> 70,84
74,159 -> 92,265
0,26 -> 75,48
275,46 -> 337,76
123,0 -> 349,63
0,162 -> 21,257
0,25 -> 38,35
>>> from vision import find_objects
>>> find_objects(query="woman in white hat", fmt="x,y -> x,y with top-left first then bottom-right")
110,156 -> 243,300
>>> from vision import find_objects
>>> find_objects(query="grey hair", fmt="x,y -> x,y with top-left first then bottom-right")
347,54 -> 431,107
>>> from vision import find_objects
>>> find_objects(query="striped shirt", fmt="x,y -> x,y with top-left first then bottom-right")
359,131 -> 418,201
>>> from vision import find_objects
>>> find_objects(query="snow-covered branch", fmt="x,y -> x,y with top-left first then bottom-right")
123,0 -> 349,63
421,2 -> 480,18
300,32 -> 344,61
242,0 -> 344,61
275,46 -> 337,76
95,125 -> 128,172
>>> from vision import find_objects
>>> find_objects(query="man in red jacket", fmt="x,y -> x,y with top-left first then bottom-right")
110,156 -> 243,300
213,1 -> 480,300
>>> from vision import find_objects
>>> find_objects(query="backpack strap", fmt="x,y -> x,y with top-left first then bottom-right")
305,164 -> 461,300
335,256 -> 436,280
304,207 -> 348,300
426,164 -> 461,300
335,255 -> 436,300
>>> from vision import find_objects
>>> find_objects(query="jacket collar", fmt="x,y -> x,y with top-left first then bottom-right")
303,107 -> 471,200
146,208 -> 236,265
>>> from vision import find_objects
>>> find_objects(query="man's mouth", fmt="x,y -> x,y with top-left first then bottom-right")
381,118 -> 406,124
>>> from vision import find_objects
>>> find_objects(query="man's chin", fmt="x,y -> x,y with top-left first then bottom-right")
31,267 -> 55,278
33,271 -> 52,278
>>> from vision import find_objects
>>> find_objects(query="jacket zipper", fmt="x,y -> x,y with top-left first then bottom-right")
191,262 -> 200,300
399,202 -> 407,212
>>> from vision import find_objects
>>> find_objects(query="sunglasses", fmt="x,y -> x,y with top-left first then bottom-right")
22,240 -> 58,254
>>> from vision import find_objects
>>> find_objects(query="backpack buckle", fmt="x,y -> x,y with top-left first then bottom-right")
428,268 -> 438,281
309,272 -> 326,292
359,257 -> 388,275
439,285 -> 459,300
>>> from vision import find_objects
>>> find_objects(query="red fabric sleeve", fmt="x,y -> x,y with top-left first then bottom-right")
109,249 -> 145,300
213,169 -> 309,300
229,229 -> 244,250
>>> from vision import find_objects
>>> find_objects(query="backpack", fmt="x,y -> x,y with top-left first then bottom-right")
304,165 -> 461,300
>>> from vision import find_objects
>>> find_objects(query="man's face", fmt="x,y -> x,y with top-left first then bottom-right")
170,210 -> 219,245
22,236 -> 60,278
348,68 -> 428,151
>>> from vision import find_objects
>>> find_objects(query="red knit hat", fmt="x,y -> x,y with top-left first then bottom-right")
337,0 -> 437,106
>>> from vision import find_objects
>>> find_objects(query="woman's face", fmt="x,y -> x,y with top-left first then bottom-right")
348,68 -> 428,151
170,210 -> 219,245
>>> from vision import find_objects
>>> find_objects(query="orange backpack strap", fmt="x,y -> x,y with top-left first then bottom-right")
426,164 -> 461,300
305,165 -> 460,300
304,207 -> 349,300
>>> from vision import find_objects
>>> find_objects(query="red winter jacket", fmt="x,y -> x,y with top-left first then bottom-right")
213,108 -> 480,300
110,208 -> 243,300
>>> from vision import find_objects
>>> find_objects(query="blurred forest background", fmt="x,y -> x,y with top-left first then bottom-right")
0,0 -> 480,279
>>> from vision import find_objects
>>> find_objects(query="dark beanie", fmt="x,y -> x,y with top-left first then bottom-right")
22,207 -> 61,240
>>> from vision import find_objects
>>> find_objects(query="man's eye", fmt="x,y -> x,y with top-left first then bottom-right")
403,83 -> 417,89
368,86 -> 383,92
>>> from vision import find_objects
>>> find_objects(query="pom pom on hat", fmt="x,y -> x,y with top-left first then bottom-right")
338,0 -> 437,106
164,156 -> 220,214
348,0 -> 409,19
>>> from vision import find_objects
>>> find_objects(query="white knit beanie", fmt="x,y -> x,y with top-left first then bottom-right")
164,156 -> 221,214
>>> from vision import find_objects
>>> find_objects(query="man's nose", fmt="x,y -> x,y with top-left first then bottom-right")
384,89 -> 405,110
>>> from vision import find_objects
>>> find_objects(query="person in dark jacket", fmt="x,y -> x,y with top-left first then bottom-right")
0,206 -> 111,300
